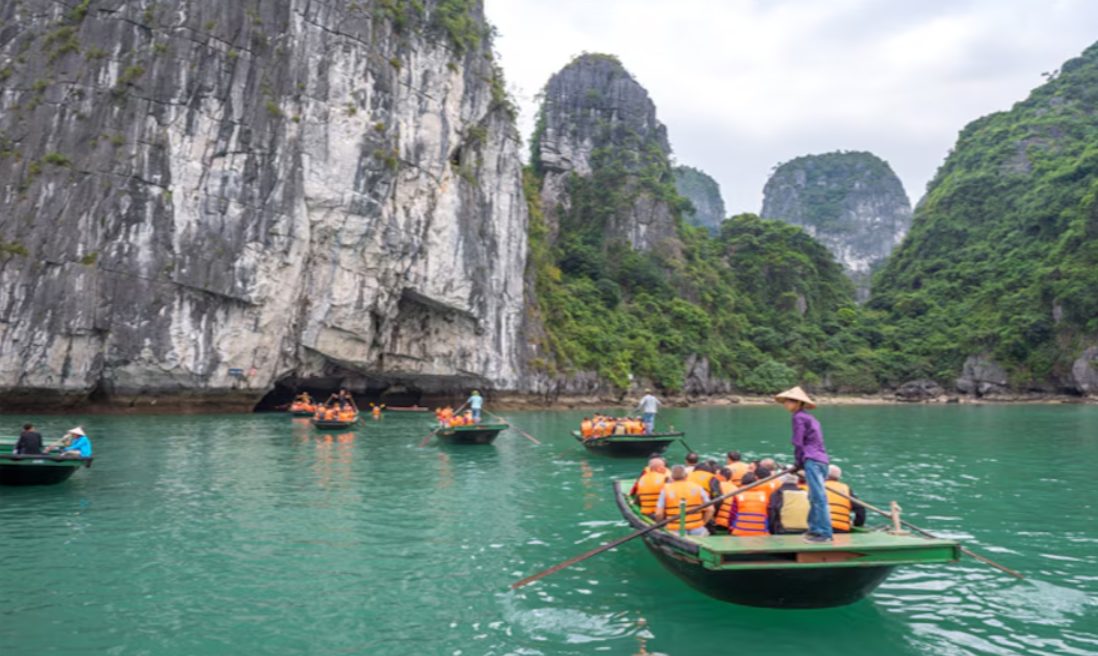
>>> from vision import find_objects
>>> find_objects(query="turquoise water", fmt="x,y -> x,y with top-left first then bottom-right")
1,405 -> 1096,655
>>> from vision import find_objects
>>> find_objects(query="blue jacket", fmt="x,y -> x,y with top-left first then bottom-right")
67,435 -> 92,458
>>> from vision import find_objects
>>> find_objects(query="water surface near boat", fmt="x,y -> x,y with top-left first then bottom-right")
1,406 -> 1095,655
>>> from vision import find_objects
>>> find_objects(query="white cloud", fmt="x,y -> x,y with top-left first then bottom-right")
484,0 -> 1098,213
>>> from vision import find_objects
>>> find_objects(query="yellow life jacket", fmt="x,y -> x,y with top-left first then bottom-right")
728,461 -> 750,485
634,471 -> 667,515
714,480 -> 737,528
826,481 -> 853,532
663,480 -> 706,532
731,491 -> 769,536
687,469 -> 714,493
777,487 -> 810,533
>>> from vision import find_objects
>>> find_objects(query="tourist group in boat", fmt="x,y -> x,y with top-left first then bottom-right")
13,424 -> 93,458
434,390 -> 485,427
632,386 -> 862,543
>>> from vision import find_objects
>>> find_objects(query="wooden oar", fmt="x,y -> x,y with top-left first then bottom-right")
418,426 -> 438,448
510,466 -> 794,589
829,488 -> 1024,580
678,437 -> 696,454
487,411 -> 541,445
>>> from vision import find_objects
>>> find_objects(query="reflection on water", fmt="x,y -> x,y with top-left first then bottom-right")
0,406 -> 1095,655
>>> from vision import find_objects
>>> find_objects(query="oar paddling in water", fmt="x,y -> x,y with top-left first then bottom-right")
486,411 -> 540,445
829,488 -> 1025,580
510,466 -> 795,590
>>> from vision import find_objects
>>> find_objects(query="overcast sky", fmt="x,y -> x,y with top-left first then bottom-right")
484,0 -> 1098,214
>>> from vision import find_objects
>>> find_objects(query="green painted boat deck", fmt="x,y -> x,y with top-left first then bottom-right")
690,531 -> 958,554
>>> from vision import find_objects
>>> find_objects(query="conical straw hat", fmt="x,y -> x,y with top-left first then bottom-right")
774,386 -> 816,409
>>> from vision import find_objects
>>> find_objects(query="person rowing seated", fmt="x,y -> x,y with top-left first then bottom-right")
727,472 -> 770,536
46,427 -> 93,458
767,474 -> 811,534
630,457 -> 670,517
655,465 -> 713,537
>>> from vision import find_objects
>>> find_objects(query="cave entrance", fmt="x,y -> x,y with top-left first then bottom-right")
252,377 -> 466,412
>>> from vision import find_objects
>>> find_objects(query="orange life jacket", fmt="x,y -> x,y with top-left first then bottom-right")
371,407 -> 381,417
826,481 -> 853,532
714,480 -> 737,528
687,469 -> 715,494
663,480 -> 706,532
634,471 -> 667,515
580,420 -> 593,438
727,461 -> 750,485
731,490 -> 769,536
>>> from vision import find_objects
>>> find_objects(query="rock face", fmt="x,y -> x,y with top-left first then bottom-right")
534,53 -> 677,252
761,152 -> 912,301
673,165 -> 725,234
0,1 -> 528,408
896,379 -> 944,402
956,355 -> 1009,397
1072,347 -> 1098,396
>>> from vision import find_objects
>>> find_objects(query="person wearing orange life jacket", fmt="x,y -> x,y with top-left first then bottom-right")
825,465 -> 865,532
630,457 -> 670,517
580,417 -> 594,439
727,472 -> 770,536
712,467 -> 739,533
687,461 -> 722,502
655,465 -> 713,536
767,474 -> 811,534
725,451 -> 751,485
755,460 -> 784,497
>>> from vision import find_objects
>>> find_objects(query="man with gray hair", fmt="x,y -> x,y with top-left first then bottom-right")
655,465 -> 713,536
825,464 -> 866,532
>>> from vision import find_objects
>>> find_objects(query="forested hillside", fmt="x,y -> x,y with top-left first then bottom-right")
870,42 -> 1098,393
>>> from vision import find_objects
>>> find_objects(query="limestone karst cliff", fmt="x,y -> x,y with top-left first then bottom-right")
0,0 -> 528,408
673,165 -> 725,234
760,152 -> 912,301
533,53 -> 679,254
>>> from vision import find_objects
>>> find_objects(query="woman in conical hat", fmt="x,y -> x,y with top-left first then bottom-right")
775,386 -> 831,543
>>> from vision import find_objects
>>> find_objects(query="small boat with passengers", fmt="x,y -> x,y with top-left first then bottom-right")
572,430 -> 684,457
433,422 -> 508,445
612,479 -> 960,608
0,437 -> 92,486
311,414 -> 359,430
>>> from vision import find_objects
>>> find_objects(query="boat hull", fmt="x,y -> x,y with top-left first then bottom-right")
0,456 -> 90,486
311,419 -> 357,430
641,537 -> 894,608
290,411 -> 314,417
572,431 -> 681,457
435,424 -> 507,444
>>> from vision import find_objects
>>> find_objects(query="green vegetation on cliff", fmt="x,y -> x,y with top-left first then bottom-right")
869,42 -> 1098,389
527,163 -> 872,393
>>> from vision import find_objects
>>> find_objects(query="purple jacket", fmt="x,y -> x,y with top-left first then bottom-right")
791,410 -> 828,467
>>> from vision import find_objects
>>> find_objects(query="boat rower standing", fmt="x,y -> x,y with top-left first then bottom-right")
774,386 -> 832,543
466,390 -> 484,423
636,389 -> 661,434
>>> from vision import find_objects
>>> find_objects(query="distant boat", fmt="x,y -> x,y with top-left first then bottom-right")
611,479 -> 961,609
385,406 -> 431,413
311,415 -> 358,430
0,438 -> 91,486
433,422 -> 508,444
572,430 -> 684,457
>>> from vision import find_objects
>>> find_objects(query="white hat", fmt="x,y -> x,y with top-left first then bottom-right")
67,426 -> 85,436
774,386 -> 816,409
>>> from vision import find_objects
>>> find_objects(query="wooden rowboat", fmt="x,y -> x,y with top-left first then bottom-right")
0,438 -> 91,486
612,480 -> 960,608
385,406 -> 431,413
311,415 -> 358,430
433,422 -> 508,445
572,430 -> 683,457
